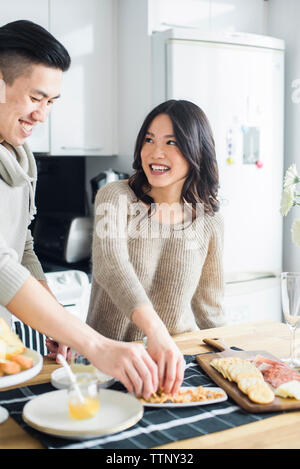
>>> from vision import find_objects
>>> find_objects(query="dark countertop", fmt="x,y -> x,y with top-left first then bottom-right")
40,257 -> 92,279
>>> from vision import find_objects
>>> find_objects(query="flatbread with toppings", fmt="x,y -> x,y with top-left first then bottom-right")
139,386 -> 225,404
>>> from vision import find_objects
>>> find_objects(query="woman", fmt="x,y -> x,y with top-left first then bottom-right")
87,99 -> 226,394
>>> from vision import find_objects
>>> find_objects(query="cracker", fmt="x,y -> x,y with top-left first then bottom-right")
227,362 -> 255,382
238,376 -> 263,394
211,357 -> 243,380
247,382 -> 275,404
235,368 -> 263,382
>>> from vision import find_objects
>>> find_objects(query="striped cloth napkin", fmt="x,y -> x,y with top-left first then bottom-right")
0,355 -> 282,449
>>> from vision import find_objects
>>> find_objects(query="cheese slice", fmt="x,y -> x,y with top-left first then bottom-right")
0,318 -> 25,356
275,380 -> 300,400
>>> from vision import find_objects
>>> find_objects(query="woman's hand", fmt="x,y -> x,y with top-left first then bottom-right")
46,338 -> 72,362
146,326 -> 185,395
131,305 -> 185,395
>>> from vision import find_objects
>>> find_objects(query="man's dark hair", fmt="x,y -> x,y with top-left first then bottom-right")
0,20 -> 71,84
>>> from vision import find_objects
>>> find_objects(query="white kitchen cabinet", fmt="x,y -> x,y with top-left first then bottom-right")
0,0 -> 50,153
49,0 -> 117,156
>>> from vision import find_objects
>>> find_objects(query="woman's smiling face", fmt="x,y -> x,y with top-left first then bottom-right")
140,113 -> 190,191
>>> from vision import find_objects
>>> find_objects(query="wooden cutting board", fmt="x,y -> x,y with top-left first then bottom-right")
196,337 -> 300,413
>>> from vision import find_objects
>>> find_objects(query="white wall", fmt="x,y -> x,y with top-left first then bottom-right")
86,0 -> 275,221
116,0 -> 152,172
268,0 -> 300,271
89,0 -> 269,181
149,0 -> 268,35
85,0 -> 152,212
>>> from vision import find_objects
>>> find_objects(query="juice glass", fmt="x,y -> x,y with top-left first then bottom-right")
68,374 -> 100,420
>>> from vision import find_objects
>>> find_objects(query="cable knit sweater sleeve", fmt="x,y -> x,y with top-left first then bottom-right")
191,213 -> 226,328
21,229 -> 46,282
0,233 -> 30,306
91,183 -> 153,319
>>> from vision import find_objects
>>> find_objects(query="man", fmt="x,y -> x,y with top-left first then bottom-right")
0,19 -> 158,398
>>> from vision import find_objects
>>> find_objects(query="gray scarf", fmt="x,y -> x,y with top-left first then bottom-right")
0,141 -> 37,220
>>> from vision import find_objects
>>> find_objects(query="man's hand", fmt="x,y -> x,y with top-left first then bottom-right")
89,338 -> 159,399
7,276 -> 159,400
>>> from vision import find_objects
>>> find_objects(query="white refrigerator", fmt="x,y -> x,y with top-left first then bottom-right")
152,29 -> 285,324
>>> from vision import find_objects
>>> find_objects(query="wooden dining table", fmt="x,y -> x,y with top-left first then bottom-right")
1,319 -> 300,449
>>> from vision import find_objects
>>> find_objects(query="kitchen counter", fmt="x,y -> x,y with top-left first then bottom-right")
1,320 -> 300,449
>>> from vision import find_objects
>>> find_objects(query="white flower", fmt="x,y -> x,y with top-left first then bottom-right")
291,219 -> 300,247
280,187 -> 295,216
283,164 -> 300,189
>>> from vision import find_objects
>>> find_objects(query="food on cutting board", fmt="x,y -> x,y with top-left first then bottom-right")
139,386 -> 225,404
275,381 -> 300,400
210,357 -> 275,404
252,355 -> 300,400
0,318 -> 33,376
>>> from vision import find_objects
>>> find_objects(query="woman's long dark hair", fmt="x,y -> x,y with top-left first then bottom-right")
128,99 -> 220,215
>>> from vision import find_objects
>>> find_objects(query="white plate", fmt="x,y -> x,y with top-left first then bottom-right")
51,367 -> 115,390
140,386 -> 228,407
22,388 -> 143,440
0,349 -> 43,389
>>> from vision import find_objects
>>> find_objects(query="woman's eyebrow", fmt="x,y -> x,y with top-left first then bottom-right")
146,131 -> 175,138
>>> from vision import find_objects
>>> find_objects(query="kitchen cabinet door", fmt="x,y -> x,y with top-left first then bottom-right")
49,0 -> 117,156
0,0 -> 50,153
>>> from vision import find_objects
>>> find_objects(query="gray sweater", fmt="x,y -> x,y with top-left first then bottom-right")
87,181 -> 226,341
0,141 -> 46,325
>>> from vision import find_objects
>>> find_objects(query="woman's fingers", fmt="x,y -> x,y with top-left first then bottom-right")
142,349 -> 159,393
157,354 -> 167,390
46,338 -> 57,351
160,351 -> 185,395
45,338 -> 70,362
149,345 -> 184,395
170,356 -> 186,395
161,353 -> 177,394
123,347 -> 158,398
56,343 -> 68,362
145,326 -> 185,395
46,338 -> 58,357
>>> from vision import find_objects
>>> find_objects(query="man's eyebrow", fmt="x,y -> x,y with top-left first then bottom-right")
146,131 -> 175,138
30,89 -> 61,99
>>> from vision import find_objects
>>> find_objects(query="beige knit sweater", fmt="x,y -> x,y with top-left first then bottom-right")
87,180 -> 226,341
0,141 -> 46,325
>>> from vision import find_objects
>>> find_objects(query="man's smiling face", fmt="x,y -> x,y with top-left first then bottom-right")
0,64 -> 62,146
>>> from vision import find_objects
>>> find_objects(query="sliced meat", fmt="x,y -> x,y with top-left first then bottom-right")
251,355 -> 300,389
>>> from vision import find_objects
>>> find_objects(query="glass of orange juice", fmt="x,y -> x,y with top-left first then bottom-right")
67,374 -> 100,420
